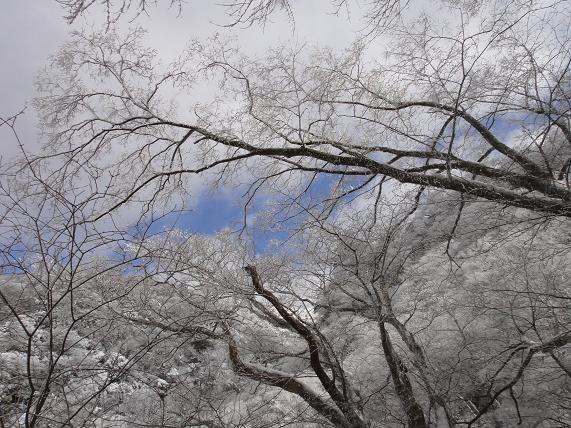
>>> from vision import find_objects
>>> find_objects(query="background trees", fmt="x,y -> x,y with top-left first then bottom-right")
0,154 -> 166,427
0,0 -> 570,426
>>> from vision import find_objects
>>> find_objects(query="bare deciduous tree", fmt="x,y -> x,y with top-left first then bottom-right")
1,0 -> 569,426
38,0 -> 571,226
0,146 -> 211,426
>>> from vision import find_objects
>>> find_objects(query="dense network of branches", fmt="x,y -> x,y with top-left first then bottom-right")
1,0 -> 569,426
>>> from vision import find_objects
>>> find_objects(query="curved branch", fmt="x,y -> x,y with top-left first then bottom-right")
223,323 -> 351,428
244,265 -> 367,428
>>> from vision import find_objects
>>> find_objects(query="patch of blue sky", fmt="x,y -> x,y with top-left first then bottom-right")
143,171 -> 368,254
0,242 -> 28,274
145,191 -> 287,254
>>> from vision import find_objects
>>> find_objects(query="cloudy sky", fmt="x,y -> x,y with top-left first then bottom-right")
0,1 -> 363,156
0,1 -> 366,250
1,2 -> 68,156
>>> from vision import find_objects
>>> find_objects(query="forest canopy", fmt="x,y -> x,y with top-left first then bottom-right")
1,0 -> 570,427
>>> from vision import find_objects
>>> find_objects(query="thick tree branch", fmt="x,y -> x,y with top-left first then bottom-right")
222,322 -> 352,428
244,265 -> 367,428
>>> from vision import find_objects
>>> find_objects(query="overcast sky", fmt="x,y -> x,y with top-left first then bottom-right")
0,1 -> 362,159
0,1 -> 366,250
1,2 -> 68,157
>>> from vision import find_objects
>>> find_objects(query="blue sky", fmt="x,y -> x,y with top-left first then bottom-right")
143,172 -> 359,253
147,191 -> 290,254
